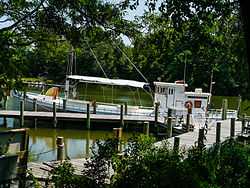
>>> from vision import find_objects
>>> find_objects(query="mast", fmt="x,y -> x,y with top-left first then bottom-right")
65,45 -> 75,99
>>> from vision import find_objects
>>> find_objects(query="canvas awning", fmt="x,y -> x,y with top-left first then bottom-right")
67,75 -> 148,88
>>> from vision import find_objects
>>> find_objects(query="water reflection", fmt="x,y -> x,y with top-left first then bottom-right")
28,128 -> 134,162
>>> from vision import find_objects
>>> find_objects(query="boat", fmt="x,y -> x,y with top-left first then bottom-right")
12,75 -> 237,127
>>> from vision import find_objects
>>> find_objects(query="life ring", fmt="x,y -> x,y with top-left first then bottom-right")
185,100 -> 193,109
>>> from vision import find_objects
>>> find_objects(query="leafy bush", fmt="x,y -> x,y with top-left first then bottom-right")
32,136 -> 250,188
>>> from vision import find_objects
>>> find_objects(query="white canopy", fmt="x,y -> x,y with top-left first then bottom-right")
67,75 -> 148,88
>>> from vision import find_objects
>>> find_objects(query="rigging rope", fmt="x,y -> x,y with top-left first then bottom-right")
85,40 -> 108,78
113,42 -> 149,83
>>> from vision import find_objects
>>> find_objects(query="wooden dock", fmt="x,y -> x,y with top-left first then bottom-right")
28,158 -> 87,180
0,110 -> 164,124
155,119 -> 242,149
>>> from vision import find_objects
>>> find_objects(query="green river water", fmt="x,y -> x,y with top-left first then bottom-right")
0,96 -> 138,162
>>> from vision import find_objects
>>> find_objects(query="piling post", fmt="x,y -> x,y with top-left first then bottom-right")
221,99 -> 228,120
166,117 -> 172,138
143,122 -> 150,135
20,100 -> 24,127
186,108 -> 191,132
216,121 -> 221,144
33,99 -> 37,128
86,103 -> 91,129
3,116 -> 7,127
93,100 -> 97,114
53,102 -> 57,128
173,137 -> 180,153
242,113 -> 246,134
154,102 -> 160,126
124,102 -> 128,115
120,104 -> 124,128
230,118 -> 235,138
63,99 -> 67,112
113,128 -> 122,152
56,136 -> 64,161
198,128 -> 205,148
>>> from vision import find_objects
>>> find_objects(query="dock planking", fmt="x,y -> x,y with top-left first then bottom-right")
155,119 -> 242,149
0,110 -> 165,124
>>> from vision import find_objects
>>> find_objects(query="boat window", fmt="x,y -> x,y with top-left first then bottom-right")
194,100 -> 202,108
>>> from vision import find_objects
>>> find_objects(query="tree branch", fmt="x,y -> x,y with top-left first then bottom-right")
0,0 -> 46,32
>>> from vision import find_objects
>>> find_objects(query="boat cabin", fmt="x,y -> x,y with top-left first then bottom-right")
154,81 -> 210,119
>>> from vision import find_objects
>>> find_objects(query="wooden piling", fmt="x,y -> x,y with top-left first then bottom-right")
230,118 -> 235,138
86,103 -> 91,129
216,121 -> 221,143
93,100 -> 97,114
113,128 -> 122,152
198,128 -> 205,148
143,121 -> 150,135
124,102 -> 128,115
154,102 -> 160,126
3,116 -> 7,127
242,113 -> 246,134
53,102 -> 57,128
166,117 -> 172,138
173,137 -> 180,153
186,113 -> 191,132
221,99 -> 228,120
63,99 -> 67,111
167,108 -> 172,117
20,100 -> 24,127
33,99 -> 37,128
56,136 -> 64,161
120,104 -> 124,128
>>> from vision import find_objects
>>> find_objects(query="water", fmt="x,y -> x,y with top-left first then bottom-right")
0,97 -> 138,162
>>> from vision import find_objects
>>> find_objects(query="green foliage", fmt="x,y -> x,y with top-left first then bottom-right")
32,136 -> 250,188
83,138 -> 119,187
49,160 -> 96,188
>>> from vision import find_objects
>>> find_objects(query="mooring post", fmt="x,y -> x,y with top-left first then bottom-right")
143,121 -> 150,135
20,100 -> 24,127
113,128 -> 122,152
33,99 -> 37,128
86,103 -> 91,129
154,102 -> 160,127
221,99 -> 228,120
124,102 -> 128,115
166,117 -> 172,138
230,118 -> 235,138
63,99 -> 67,112
242,113 -> 246,134
216,121 -> 221,144
3,116 -> 7,128
56,136 -> 64,161
186,108 -> 191,132
173,137 -> 180,153
120,104 -> 124,128
198,128 -> 205,148
93,101 -> 97,114
53,102 -> 57,128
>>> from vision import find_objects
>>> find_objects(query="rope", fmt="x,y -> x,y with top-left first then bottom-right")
85,40 -> 108,78
113,43 -> 149,83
